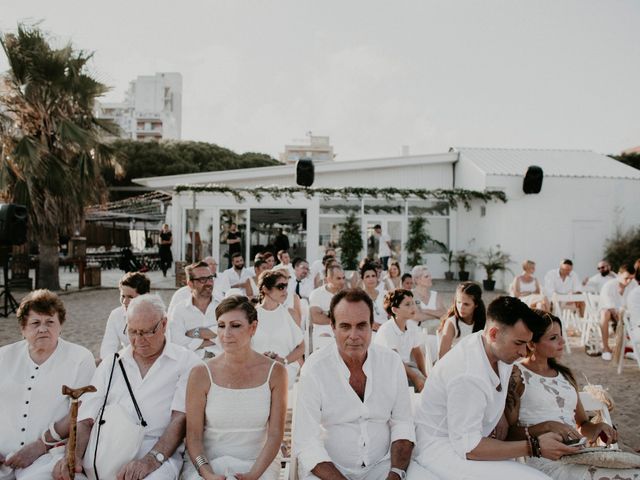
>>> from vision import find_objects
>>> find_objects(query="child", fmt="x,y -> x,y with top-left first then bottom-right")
438,282 -> 486,358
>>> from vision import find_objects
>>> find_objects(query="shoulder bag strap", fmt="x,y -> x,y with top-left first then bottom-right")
93,352 -> 119,480
117,358 -> 148,427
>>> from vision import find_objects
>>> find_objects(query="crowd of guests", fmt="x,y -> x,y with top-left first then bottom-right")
1,249 -> 640,480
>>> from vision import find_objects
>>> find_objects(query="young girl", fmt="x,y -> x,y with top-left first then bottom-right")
438,282 -> 486,358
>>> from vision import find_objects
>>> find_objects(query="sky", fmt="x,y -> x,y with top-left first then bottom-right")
1,0 -> 639,160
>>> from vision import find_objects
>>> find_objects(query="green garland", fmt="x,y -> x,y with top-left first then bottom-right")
174,184 -> 507,210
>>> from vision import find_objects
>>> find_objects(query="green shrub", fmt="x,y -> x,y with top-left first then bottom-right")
604,226 -> 640,270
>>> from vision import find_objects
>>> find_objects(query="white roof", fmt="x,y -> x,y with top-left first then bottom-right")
453,147 -> 640,179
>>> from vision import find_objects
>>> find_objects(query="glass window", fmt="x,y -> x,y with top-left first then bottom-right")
407,200 -> 450,255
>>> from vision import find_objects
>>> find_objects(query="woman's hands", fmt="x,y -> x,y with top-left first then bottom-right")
539,421 -> 582,443
581,422 -> 618,446
538,432 -> 583,460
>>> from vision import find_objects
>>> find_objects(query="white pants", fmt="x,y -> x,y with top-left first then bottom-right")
302,459 -> 437,480
0,446 -> 65,480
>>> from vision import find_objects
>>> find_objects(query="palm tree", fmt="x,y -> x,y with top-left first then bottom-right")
0,24 -> 117,289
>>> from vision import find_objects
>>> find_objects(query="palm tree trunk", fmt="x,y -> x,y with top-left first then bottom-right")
37,241 -> 60,290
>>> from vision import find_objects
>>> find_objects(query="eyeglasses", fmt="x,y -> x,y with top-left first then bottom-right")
127,319 -> 163,338
191,275 -> 215,284
274,283 -> 289,291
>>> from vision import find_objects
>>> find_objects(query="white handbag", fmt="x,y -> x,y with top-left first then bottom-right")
83,354 -> 147,480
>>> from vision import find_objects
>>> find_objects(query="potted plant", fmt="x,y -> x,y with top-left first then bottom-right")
441,250 -> 454,281
478,245 -> 512,291
339,212 -> 363,271
453,250 -> 476,281
406,216 -> 447,267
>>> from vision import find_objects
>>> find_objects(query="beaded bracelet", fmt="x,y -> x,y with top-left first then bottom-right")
524,427 -> 533,457
530,435 -> 542,458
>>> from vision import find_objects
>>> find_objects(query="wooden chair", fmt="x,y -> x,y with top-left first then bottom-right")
616,311 -> 640,374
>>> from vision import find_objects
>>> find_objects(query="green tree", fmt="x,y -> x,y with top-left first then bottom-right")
0,24 -> 117,289
339,213 -> 363,270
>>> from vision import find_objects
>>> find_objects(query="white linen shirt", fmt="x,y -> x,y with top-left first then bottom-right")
414,331 -> 512,460
308,286 -> 336,338
543,269 -> 582,298
373,320 -> 421,363
599,278 -> 625,311
222,267 -> 252,296
79,343 -> 200,468
99,305 -> 130,359
627,286 -> 640,326
292,343 -> 415,478
289,276 -> 314,299
168,297 -> 220,356
0,338 -> 95,457
585,272 -> 616,293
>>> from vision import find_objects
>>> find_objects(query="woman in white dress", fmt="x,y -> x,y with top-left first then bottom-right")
510,260 -> 550,311
360,262 -> 389,330
505,311 -> 640,480
185,296 -> 287,480
437,281 -> 486,358
382,261 -> 402,291
254,270 -> 305,386
411,265 -> 446,325
0,290 -> 95,480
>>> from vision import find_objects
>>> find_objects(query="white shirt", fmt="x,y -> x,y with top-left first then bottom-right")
222,267 -> 252,295
309,259 -> 324,284
169,283 -> 226,315
599,277 -> 626,311
100,305 -> 129,359
0,339 -> 95,457
169,296 -> 221,356
371,293 -> 389,326
308,285 -> 336,338
289,275 -> 314,299
293,343 -> 415,478
374,320 -> 421,363
627,286 -> 640,327
585,272 -> 616,293
378,233 -> 391,258
79,343 -> 200,469
543,269 -> 582,298
253,305 -> 304,357
414,331 -> 512,460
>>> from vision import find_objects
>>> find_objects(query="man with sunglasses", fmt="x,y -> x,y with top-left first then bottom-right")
169,261 -> 221,358
583,260 -> 616,293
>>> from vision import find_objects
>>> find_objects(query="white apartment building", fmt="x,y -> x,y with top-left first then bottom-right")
96,72 -> 182,141
279,134 -> 335,164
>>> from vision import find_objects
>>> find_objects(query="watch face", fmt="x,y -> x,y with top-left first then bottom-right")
155,452 -> 165,462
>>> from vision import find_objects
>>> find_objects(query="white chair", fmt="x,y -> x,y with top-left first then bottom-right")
551,293 -> 588,353
579,388 -> 618,449
617,311 -> 640,374
582,293 -> 603,349
282,384 -> 298,480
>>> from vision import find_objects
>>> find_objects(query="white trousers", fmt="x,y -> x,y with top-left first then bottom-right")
302,459 -> 438,480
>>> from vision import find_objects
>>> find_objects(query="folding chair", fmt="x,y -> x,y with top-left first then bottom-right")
617,311 -> 640,374
551,293 -> 587,353
582,293 -> 603,349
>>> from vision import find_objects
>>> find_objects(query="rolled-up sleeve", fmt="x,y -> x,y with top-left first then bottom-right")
168,311 -> 201,351
292,372 -> 332,477
446,376 -> 487,459
389,355 -> 416,444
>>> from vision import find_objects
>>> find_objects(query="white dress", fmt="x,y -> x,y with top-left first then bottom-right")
182,362 -> 280,480
442,316 -> 475,350
517,364 -> 640,480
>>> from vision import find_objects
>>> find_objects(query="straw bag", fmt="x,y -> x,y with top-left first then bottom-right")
84,353 -> 147,480
560,448 -> 640,469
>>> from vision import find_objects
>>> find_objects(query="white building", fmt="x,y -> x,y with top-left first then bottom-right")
134,148 -> 640,286
96,72 -> 182,141
279,134 -> 335,164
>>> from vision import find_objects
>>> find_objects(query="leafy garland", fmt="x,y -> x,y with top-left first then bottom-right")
174,184 -> 507,210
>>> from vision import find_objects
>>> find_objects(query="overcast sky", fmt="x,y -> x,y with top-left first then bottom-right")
2,0 -> 639,160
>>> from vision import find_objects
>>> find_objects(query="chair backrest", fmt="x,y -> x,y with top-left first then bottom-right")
579,389 -> 618,449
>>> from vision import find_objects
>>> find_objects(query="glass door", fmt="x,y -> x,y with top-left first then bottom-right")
364,216 -> 405,268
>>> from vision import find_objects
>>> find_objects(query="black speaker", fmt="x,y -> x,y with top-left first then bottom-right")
296,158 -> 314,187
0,204 -> 28,245
523,166 -> 543,194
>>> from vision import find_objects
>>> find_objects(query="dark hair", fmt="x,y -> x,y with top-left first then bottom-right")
277,249 -> 288,257
17,289 -> 66,327
486,296 -> 538,332
530,310 -> 577,389
401,273 -> 412,282
635,258 -> 640,282
185,261 -> 209,280
322,254 -> 336,266
254,252 -> 264,261
383,289 -> 413,317
359,261 -> 378,279
254,259 -> 266,270
373,224 -> 381,230
231,252 -> 244,260
120,272 -> 151,295
561,259 -> 573,266
257,269 -> 288,302
618,263 -> 635,275
440,282 -> 486,337
215,295 -> 257,323
329,288 -> 374,326
292,257 -> 308,268
262,251 -> 274,261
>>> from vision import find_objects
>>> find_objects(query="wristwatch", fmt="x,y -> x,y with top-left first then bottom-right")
192,327 -> 201,339
390,467 -> 406,480
149,450 -> 165,464
283,358 -> 289,366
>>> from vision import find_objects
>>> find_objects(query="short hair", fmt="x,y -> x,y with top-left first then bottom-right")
383,289 -> 413,316
561,259 -> 573,266
322,254 -> 336,266
254,259 -> 266,270
359,261 -> 378,279
120,272 -> 151,294
258,269 -> 288,293
521,260 -> 535,270
373,224 -> 381,230
292,257 -> 308,268
411,265 -> 430,279
231,252 -> 244,261
618,263 -> 635,275
215,295 -> 258,323
17,289 -> 66,327
401,273 -> 412,282
277,249 -> 288,258
329,288 -> 374,326
486,296 -> 538,332
185,261 -> 209,280
326,263 -> 344,278
127,294 -> 166,320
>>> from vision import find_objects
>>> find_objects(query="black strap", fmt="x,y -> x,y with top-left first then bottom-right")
117,358 -> 148,427
92,353 -> 118,480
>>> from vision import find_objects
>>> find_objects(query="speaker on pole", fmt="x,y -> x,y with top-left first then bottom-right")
296,158 -> 314,187
523,166 -> 543,194
0,203 -> 28,245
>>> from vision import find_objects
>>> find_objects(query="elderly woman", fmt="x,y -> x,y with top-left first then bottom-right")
411,265 -> 446,324
185,296 -> 287,480
510,260 -> 550,312
0,290 -> 95,480
254,270 -> 305,386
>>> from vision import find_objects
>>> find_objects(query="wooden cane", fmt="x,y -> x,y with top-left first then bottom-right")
62,385 -> 97,480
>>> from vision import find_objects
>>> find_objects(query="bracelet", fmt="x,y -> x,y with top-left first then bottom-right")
41,430 -> 59,447
524,427 -> 533,457
530,435 -> 542,458
49,422 -> 63,442
194,455 -> 209,472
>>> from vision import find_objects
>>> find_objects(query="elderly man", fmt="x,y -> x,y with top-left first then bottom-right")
53,294 -> 200,480
308,264 -> 346,350
293,289 -> 426,480
599,264 -> 636,361
169,261 -> 220,358
414,297 -> 576,479
583,260 -> 617,293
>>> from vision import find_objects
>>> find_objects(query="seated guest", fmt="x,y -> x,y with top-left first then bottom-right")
0,290 -> 95,480
510,260 -> 550,312
583,260 -> 616,293
277,249 -> 295,276
262,251 -> 276,270
169,261 -> 220,358
168,257 -> 222,313
375,289 -> 427,392
293,289 -> 426,480
360,262 -> 389,330
247,259 -> 270,300
222,253 -> 252,296
437,282 -> 486,359
505,310 -> 640,479
254,270 -> 305,386
273,264 -> 303,327
411,266 -> 446,324
544,259 -> 584,316
401,273 -> 413,290
414,296 -> 576,480
308,264 -> 346,349
599,263 -> 635,361
99,271 -> 150,361
290,257 -> 314,300
52,294 -> 200,480
184,296 -> 287,480
310,248 -> 336,287
383,261 -> 402,291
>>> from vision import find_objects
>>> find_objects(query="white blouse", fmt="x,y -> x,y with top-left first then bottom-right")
99,305 -> 129,359
0,338 -> 95,457
253,305 -> 304,357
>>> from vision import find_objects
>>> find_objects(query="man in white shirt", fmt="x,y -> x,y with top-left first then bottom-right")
599,264 -> 635,360
310,248 -> 336,287
277,249 -> 296,276
308,264 -> 346,350
414,296 -> 577,479
53,294 -> 200,480
374,224 -> 392,271
543,259 -> 582,298
290,257 -> 314,299
583,260 -> 616,293
221,253 -> 252,296
168,257 -> 225,313
293,289 -> 428,480
169,261 -> 220,358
